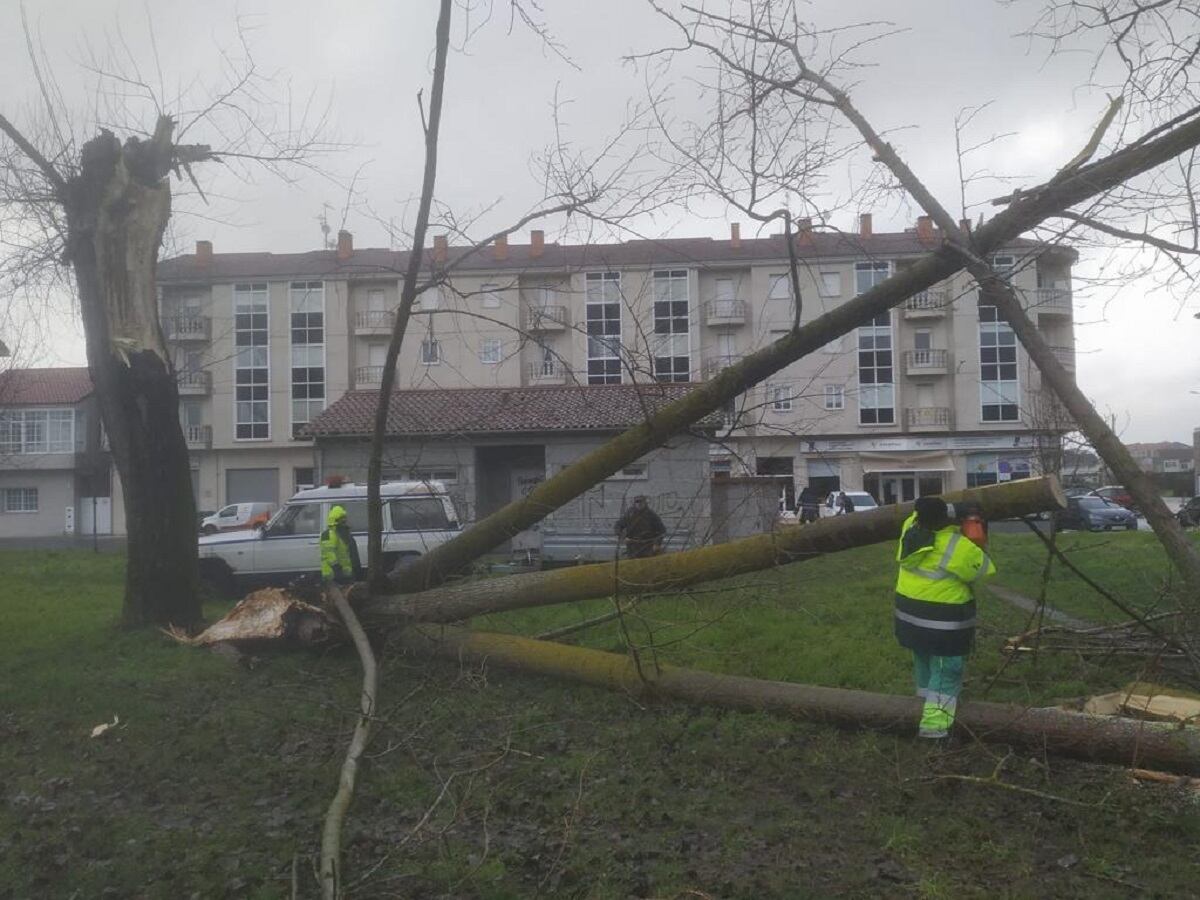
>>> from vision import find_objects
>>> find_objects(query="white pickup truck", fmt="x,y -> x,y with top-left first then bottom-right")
197,481 -> 462,594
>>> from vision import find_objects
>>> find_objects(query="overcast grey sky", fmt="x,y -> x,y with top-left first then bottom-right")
2,0 -> 1197,443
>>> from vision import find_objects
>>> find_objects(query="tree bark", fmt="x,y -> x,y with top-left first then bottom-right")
65,124 -> 200,628
979,278 -> 1200,605
368,476 -> 1064,625
404,626 -> 1200,776
366,0 -> 454,590
395,111 -> 1200,593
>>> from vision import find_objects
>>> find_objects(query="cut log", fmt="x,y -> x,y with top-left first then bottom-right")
367,476 -> 1065,626
403,625 -> 1200,776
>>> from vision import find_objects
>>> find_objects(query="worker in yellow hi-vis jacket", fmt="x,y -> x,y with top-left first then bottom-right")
320,505 -> 362,584
894,496 -> 996,739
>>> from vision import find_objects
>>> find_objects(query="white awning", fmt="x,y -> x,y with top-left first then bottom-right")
860,452 -> 956,474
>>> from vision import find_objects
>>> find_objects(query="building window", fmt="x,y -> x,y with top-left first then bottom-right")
0,409 -> 75,454
2,487 -> 38,513
767,273 -> 794,332
857,311 -> 894,424
823,384 -> 845,410
421,338 -> 442,365
480,338 -> 502,364
290,281 -> 325,439
653,269 -> 690,383
819,272 -> 842,297
408,467 -> 458,485
586,272 -> 622,384
609,463 -> 648,480
234,283 -> 270,440
991,255 -> 1015,275
711,457 -> 732,478
967,453 -> 1031,487
481,283 -> 502,309
769,383 -> 794,412
294,467 -> 316,491
979,305 -> 1019,421
855,260 -> 890,295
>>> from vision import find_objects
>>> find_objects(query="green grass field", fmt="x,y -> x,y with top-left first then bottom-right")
2,533 -> 1198,898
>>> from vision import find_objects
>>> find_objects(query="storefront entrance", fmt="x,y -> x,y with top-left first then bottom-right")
864,471 -> 946,506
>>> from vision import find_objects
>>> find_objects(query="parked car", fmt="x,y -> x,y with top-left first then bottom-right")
1055,495 -> 1138,532
196,510 -> 216,532
1089,485 -> 1137,512
1177,497 -> 1200,528
199,502 -> 277,535
821,490 -> 879,517
197,481 -> 462,595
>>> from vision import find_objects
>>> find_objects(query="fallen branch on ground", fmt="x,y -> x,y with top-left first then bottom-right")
320,583 -> 378,900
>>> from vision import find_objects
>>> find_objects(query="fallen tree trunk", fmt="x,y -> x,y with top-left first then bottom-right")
404,626 -> 1200,776
367,476 -> 1065,626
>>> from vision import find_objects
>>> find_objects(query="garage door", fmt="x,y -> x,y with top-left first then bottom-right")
225,468 -> 279,504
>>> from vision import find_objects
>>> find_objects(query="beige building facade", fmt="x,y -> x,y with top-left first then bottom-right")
158,219 -> 1076,512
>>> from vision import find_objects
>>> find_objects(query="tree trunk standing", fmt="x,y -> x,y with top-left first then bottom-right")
979,277 -> 1200,606
365,0 -> 454,591
65,126 -> 200,628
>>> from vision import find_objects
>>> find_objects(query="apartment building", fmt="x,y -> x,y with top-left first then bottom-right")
157,217 -> 1076,511
0,367 -> 120,538
1125,441 -> 1195,475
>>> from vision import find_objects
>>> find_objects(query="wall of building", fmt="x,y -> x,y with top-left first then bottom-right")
0,469 -> 76,538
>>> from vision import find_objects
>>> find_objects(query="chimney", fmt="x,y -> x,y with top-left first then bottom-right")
530,229 -> 545,258
916,215 -> 934,241
493,233 -> 508,261
859,213 -> 872,237
336,230 -> 353,260
730,222 -> 742,248
195,240 -> 213,264
796,217 -> 813,245
433,234 -> 448,263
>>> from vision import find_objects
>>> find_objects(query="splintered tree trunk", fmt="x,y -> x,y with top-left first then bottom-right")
65,126 -> 199,628
368,476 -> 1065,625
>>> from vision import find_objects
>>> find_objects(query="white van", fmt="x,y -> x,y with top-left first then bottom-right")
197,481 -> 461,594
200,502 -> 276,535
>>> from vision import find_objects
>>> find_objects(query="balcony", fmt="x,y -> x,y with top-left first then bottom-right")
703,354 -> 743,379
176,369 -> 211,395
355,365 -> 383,388
355,309 -> 395,335
903,349 -> 950,376
704,299 -> 747,327
1032,287 -> 1072,317
525,306 -> 569,331
163,315 -> 211,342
184,424 -> 212,449
905,407 -> 953,432
904,290 -> 950,318
527,361 -> 569,384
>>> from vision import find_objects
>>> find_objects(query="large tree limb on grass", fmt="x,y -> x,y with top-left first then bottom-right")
368,477 -> 1064,626
392,109 -> 1200,593
402,626 -> 1200,776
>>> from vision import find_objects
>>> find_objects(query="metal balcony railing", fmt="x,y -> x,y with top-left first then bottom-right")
184,424 -> 212,448
903,349 -> 950,371
1049,346 -> 1075,369
355,365 -> 383,387
527,361 -> 568,382
525,306 -> 569,331
1034,287 -> 1072,315
905,407 -> 953,428
163,315 -> 211,341
704,299 -> 747,325
176,369 -> 211,394
904,290 -> 949,314
355,309 -> 395,331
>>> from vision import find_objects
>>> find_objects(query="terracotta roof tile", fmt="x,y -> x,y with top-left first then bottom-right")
305,383 -> 717,438
158,231 -> 1060,283
0,367 -> 93,406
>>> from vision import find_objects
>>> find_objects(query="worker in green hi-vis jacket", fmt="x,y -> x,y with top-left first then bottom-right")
893,495 -> 996,739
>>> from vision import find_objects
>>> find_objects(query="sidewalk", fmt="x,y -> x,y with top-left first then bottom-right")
0,535 -> 126,553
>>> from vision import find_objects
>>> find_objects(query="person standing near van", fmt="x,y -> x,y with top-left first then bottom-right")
894,496 -> 995,739
320,505 -> 363,584
615,495 -> 666,558
798,485 -> 820,524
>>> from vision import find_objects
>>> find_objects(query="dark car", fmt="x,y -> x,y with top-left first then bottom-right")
1089,485 -> 1137,511
1178,497 -> 1200,528
1055,496 -> 1138,531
